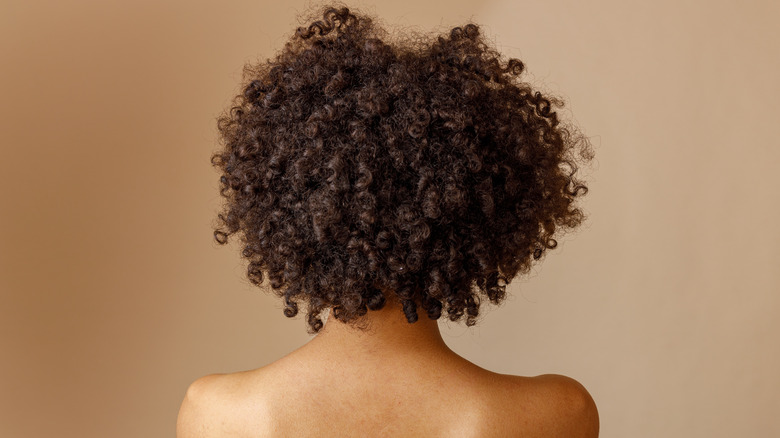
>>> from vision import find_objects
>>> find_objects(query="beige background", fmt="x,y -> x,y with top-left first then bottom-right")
1,0 -> 778,436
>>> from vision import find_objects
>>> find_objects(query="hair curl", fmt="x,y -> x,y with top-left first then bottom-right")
211,4 -> 593,334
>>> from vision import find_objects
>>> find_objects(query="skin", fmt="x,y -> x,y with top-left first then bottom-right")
177,297 -> 599,437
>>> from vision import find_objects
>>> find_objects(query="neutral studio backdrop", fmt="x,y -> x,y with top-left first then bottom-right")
1,0 -> 778,437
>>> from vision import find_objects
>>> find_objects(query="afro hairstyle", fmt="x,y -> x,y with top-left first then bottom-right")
211,4 -> 593,334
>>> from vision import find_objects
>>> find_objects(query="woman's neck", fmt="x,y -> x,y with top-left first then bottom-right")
301,297 -> 454,362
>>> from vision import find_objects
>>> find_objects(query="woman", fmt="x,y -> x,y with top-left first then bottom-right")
178,4 -> 598,437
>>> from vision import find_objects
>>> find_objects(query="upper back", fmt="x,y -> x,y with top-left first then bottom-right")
177,352 -> 598,438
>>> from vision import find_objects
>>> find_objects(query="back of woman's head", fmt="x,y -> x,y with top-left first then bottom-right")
211,3 -> 593,334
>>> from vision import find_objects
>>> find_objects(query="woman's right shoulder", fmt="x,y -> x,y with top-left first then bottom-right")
494,373 -> 599,438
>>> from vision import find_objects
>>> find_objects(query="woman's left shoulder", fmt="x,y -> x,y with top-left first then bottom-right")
176,369 -> 271,437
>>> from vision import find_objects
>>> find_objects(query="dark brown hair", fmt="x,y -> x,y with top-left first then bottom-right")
211,3 -> 593,334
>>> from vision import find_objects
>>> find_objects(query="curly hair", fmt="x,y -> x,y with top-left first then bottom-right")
211,3 -> 593,334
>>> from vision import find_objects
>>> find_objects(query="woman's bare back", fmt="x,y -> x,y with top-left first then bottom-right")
177,346 -> 598,438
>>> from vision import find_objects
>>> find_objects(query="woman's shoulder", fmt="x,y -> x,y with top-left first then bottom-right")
176,369 -> 274,438
177,365 -> 598,438
489,373 -> 599,438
